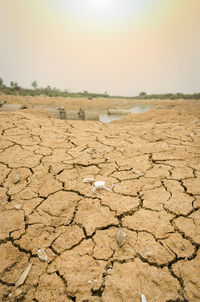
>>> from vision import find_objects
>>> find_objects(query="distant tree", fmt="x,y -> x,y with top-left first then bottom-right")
139,92 -> 147,98
0,77 -> 3,88
43,85 -> 52,96
31,81 -> 37,90
10,81 -> 14,88
10,81 -> 19,89
83,90 -> 88,95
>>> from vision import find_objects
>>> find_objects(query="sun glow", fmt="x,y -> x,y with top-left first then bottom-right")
59,0 -> 154,30
87,0 -> 121,11
82,0 -> 119,17
68,0 -> 125,22
90,0 -> 112,7
46,0 -> 162,32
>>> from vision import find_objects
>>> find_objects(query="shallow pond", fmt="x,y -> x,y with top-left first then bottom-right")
99,105 -> 152,123
0,103 -> 152,123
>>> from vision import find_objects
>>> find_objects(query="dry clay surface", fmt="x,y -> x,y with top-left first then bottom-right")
0,110 -> 200,302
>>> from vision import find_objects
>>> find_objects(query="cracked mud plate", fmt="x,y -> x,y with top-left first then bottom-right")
0,108 -> 200,302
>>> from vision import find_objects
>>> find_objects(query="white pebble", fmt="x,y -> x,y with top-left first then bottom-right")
14,204 -> 21,210
37,248 -> 48,261
116,229 -> 126,248
13,174 -> 20,184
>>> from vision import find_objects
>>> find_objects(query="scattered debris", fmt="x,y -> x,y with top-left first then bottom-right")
15,263 -> 32,288
116,228 -> 126,247
13,174 -> 20,184
141,293 -> 147,302
132,168 -> 142,175
20,105 -> 28,109
192,117 -> 199,124
59,107 -> 66,120
78,108 -> 85,120
85,148 -> 96,154
14,204 -> 21,210
37,248 -> 48,261
85,149 -> 92,154
146,252 -> 151,258
105,262 -> 113,275
15,288 -> 23,297
0,100 -> 6,107
107,268 -> 113,274
56,106 -> 64,111
83,177 -> 95,183
87,278 -> 98,284
93,181 -> 112,194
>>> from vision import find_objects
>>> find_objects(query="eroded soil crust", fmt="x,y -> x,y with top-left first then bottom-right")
0,104 -> 200,302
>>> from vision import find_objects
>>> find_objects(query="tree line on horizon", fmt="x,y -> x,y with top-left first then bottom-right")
0,77 -> 199,100
0,78 -> 109,99
136,91 -> 200,100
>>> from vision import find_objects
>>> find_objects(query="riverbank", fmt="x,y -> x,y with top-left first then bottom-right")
1,94 -> 200,112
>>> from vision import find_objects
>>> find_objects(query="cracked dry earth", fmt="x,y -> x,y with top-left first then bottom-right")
0,111 -> 200,302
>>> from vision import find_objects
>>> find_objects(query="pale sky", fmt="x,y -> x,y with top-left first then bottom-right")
0,0 -> 200,96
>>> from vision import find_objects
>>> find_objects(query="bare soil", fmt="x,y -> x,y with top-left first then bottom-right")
0,96 -> 200,301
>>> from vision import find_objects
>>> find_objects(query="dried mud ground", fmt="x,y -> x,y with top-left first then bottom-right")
0,102 -> 200,302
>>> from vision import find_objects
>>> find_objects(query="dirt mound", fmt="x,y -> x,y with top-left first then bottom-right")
0,109 -> 200,301
113,108 -> 200,124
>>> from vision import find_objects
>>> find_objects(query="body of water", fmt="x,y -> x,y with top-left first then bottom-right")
99,105 -> 151,123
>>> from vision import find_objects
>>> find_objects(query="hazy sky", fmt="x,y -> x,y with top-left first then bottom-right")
0,0 -> 200,96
